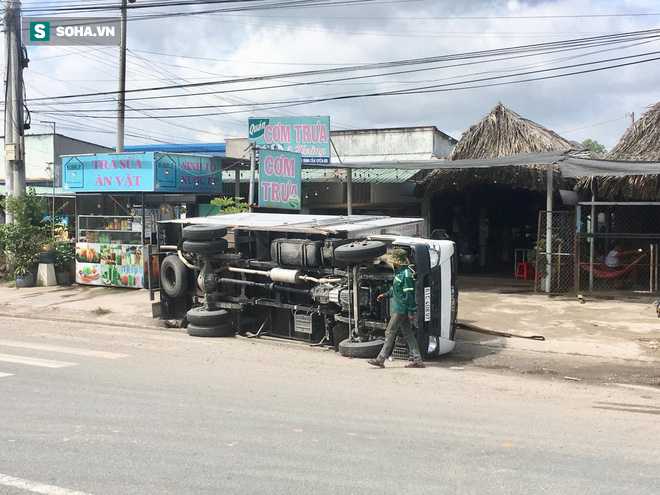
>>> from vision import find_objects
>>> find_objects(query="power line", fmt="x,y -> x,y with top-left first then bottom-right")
27,28 -> 660,104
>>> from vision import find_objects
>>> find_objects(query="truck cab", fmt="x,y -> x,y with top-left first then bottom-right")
154,213 -> 457,359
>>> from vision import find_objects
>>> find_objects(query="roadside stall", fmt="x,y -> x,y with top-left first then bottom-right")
62,152 -> 225,288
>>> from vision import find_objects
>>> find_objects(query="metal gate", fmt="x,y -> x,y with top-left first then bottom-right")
576,202 -> 660,294
534,210 -> 575,293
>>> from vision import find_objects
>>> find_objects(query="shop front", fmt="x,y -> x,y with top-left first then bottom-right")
62,152 -> 224,288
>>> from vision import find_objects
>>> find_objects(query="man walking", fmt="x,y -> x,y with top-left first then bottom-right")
368,248 -> 425,368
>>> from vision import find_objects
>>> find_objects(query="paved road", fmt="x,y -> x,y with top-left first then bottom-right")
0,316 -> 658,495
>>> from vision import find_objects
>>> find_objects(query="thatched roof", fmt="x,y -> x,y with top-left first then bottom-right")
607,102 -> 660,161
423,104 -> 575,196
423,163 -> 572,196
447,103 -> 575,160
576,175 -> 660,201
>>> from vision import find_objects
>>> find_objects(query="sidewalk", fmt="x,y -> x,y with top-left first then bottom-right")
0,280 -> 658,365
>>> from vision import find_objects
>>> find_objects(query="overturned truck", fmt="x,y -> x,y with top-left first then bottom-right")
154,213 -> 458,360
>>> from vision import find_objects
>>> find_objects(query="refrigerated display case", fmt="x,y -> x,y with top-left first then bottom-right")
75,215 -> 145,288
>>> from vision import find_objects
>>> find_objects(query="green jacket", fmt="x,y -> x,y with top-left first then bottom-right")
383,266 -> 417,316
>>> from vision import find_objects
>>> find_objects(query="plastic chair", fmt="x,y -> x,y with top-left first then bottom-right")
515,262 -> 534,280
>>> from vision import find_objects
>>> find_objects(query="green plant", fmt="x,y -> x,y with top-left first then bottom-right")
92,307 -> 111,315
53,241 -> 75,272
527,235 -> 565,278
1,188 -> 51,279
210,196 -> 249,214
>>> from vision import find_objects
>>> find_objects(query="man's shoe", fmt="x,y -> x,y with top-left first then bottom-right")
405,361 -> 425,368
367,359 -> 385,368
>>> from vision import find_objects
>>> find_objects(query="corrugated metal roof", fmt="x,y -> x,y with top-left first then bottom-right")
122,143 -> 226,154
221,168 -> 420,184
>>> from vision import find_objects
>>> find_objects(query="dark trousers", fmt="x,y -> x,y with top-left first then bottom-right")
376,313 -> 423,363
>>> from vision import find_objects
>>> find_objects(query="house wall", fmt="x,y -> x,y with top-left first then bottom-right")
225,127 -> 456,161
330,127 -> 455,161
0,134 -> 112,185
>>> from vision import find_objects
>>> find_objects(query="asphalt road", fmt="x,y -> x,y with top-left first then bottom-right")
0,316 -> 658,495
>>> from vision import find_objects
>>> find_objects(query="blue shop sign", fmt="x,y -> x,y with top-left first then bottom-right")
62,152 -> 222,194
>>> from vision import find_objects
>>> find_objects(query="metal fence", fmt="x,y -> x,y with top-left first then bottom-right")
534,210 -> 576,293
575,202 -> 660,294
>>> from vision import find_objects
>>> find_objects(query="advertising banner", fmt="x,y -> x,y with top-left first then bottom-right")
248,116 -> 330,165
63,152 -> 222,194
63,153 -> 154,192
258,149 -> 301,210
154,153 -> 222,193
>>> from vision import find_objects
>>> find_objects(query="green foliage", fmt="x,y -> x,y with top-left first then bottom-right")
210,196 -> 249,215
53,241 -> 75,272
581,139 -> 606,154
0,188 -> 51,278
527,235 -> 565,278
92,307 -> 111,315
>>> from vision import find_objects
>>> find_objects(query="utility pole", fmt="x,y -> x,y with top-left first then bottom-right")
627,112 -> 635,126
4,0 -> 27,222
41,121 -> 57,235
116,0 -> 128,152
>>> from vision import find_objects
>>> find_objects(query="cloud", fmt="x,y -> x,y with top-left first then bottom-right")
14,0 -> 660,152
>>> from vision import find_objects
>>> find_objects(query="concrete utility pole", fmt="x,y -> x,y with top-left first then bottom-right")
4,0 -> 27,221
116,0 -> 128,152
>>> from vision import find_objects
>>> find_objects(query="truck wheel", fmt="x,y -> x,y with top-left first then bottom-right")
187,322 -> 235,338
183,224 -> 228,241
338,338 -> 384,358
183,239 -> 228,254
161,255 -> 188,298
334,241 -> 387,262
186,307 -> 231,326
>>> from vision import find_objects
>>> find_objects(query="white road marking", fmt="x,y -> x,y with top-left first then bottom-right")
0,473 -> 92,494
0,340 -> 129,359
0,372 -> 14,378
0,353 -> 76,369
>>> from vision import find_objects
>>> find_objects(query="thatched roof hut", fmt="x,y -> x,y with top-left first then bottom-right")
424,103 -> 575,196
575,174 -> 660,201
573,102 -> 660,200
608,102 -> 660,161
448,103 -> 575,160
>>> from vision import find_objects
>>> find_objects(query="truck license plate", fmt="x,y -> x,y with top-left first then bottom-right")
424,287 -> 431,322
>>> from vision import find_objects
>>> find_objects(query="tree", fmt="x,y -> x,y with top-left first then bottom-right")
210,196 -> 249,214
581,139 -> 606,154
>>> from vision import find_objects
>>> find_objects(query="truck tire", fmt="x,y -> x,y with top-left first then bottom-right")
186,307 -> 231,326
183,224 -> 228,241
161,255 -> 188,298
182,238 -> 228,255
187,322 -> 235,338
334,241 -> 387,262
338,338 -> 384,358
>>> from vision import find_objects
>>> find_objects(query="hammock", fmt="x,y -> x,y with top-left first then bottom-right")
579,254 -> 646,280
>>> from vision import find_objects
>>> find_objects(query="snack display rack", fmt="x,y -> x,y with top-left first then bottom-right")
75,215 -> 145,288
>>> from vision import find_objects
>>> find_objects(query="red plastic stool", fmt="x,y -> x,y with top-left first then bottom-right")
515,262 -> 534,280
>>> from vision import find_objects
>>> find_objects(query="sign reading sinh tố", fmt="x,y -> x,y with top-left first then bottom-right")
249,116 -> 330,165
259,149 -> 301,210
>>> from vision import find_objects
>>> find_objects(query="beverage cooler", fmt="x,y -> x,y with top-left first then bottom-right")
75,215 -> 145,288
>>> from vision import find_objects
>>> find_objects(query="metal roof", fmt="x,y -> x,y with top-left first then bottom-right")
221,168 -> 420,184
122,143 -> 226,154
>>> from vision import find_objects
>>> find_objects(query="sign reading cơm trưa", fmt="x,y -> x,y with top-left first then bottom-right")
249,116 -> 330,165
258,149 -> 301,210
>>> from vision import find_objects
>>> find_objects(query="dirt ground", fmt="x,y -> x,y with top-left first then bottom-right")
453,276 -> 660,388
0,278 -> 658,389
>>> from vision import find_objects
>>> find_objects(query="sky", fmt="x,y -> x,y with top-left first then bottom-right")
13,0 -> 660,155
